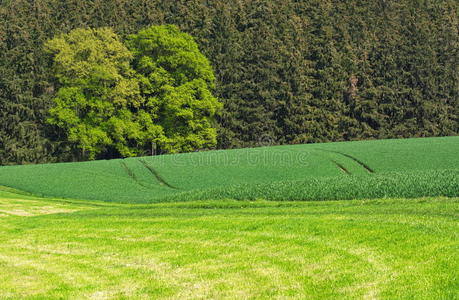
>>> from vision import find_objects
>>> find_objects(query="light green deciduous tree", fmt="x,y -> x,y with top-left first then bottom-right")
45,25 -> 221,159
128,25 -> 222,153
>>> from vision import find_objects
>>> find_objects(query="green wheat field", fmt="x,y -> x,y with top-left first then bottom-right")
0,136 -> 458,299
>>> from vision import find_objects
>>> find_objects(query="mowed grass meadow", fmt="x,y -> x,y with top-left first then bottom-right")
0,189 -> 458,299
0,136 -> 458,299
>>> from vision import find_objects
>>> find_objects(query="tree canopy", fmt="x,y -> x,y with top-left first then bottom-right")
0,0 -> 457,164
128,25 -> 222,153
45,25 -> 221,160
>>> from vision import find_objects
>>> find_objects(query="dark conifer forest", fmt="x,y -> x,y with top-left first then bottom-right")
0,0 -> 458,165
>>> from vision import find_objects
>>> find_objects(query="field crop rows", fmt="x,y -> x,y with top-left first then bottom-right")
0,136 -> 457,203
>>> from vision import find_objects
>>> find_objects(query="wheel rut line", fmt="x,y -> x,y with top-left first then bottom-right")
119,161 -> 155,189
138,159 -> 179,190
317,148 -> 375,173
331,160 -> 351,175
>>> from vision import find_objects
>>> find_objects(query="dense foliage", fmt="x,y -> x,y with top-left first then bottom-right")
0,136 -> 457,203
45,27 -> 145,159
128,25 -> 221,154
0,0 -> 458,164
45,25 -> 220,160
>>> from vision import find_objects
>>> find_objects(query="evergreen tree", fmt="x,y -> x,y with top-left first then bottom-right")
0,0 -> 457,164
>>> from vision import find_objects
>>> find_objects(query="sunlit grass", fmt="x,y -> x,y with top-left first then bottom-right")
0,190 -> 457,299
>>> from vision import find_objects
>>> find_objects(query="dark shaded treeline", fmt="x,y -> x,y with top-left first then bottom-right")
1,0 -> 458,164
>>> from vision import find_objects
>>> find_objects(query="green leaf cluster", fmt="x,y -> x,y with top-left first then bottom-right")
128,25 -> 222,154
45,25 -> 221,159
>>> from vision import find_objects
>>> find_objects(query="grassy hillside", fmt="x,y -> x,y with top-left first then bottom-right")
0,189 -> 458,299
0,136 -> 458,203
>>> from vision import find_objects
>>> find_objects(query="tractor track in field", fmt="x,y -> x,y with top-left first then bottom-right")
120,160 -> 179,190
331,160 -> 351,175
317,149 -> 375,174
138,159 -> 179,190
120,161 -> 154,189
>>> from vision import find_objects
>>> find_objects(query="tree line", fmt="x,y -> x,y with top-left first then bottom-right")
0,0 -> 458,164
